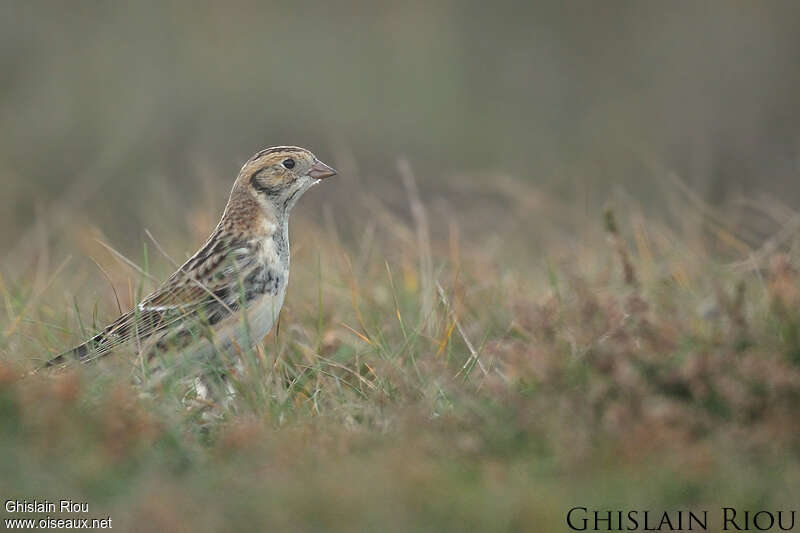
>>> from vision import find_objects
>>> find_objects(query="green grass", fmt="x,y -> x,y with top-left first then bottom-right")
1,174 -> 799,532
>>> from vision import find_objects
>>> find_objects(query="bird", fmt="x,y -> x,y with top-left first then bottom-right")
45,146 -> 336,386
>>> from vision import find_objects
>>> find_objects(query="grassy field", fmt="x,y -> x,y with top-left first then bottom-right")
1,166 -> 799,532
2,3 -> 800,532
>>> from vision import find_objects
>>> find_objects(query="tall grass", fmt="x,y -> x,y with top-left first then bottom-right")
1,169 -> 799,532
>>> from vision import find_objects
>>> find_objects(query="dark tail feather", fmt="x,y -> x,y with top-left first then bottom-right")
43,333 -> 104,369
43,310 -> 139,370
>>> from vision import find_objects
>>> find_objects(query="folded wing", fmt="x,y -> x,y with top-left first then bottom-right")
45,232 -> 259,368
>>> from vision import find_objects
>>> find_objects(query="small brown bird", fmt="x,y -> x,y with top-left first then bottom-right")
47,146 -> 336,381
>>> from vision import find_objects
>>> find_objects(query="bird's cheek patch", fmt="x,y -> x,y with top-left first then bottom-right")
250,171 -> 282,196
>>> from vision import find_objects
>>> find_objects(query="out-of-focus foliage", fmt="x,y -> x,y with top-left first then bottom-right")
2,173 -> 800,530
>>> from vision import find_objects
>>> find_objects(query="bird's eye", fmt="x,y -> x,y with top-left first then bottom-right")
282,158 -> 295,169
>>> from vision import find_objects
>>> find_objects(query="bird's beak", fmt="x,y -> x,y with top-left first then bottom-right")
308,160 -> 337,180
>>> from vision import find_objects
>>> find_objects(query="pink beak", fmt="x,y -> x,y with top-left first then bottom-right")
308,160 -> 337,180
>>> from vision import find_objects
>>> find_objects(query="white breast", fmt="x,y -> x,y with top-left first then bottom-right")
245,282 -> 288,340
208,277 -> 287,353
217,230 -> 290,350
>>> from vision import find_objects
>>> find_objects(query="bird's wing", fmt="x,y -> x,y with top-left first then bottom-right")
45,232 -> 260,367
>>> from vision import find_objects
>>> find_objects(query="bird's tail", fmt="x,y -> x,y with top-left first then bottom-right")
43,333 -> 105,369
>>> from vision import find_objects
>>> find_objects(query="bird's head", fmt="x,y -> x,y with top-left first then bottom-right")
236,146 -> 336,215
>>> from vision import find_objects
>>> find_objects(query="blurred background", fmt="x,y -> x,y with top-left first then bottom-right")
3,5 -> 800,527
2,1 -> 800,260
